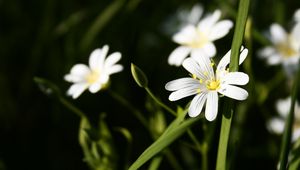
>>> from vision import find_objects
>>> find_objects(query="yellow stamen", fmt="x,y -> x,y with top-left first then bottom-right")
206,80 -> 220,90
192,74 -> 197,79
196,89 -> 201,93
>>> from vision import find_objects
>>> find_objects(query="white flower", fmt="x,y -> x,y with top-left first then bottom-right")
64,45 -> 123,99
165,47 -> 249,121
259,23 -> 300,65
168,9 -> 233,66
268,97 -> 300,142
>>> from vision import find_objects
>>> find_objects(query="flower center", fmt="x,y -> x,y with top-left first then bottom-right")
189,31 -> 208,48
277,35 -> 298,58
277,44 -> 297,57
206,80 -> 220,91
86,70 -> 100,84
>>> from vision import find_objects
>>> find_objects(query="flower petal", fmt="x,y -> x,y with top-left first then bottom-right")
222,72 -> 249,85
276,97 -> 291,118
187,4 -> 203,24
168,86 -> 199,101
266,54 -> 282,65
191,49 -> 214,78
173,25 -> 198,44
267,118 -> 285,134
67,83 -> 88,99
257,47 -> 276,58
217,47 -> 248,72
291,23 -> 300,42
208,20 -> 233,41
182,57 -> 205,80
218,84 -> 248,100
188,92 -> 207,117
197,10 -> 221,34
106,65 -> 123,75
165,78 -> 200,91
168,46 -> 192,66
270,23 -> 287,44
202,43 -> 216,58
89,83 -> 102,93
205,91 -> 218,121
89,45 -> 109,70
64,64 -> 90,83
104,52 -> 122,69
292,128 -> 300,142
294,8 -> 300,22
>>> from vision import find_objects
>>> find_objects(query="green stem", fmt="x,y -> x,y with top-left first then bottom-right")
59,97 -> 86,118
108,89 -> 183,169
108,90 -> 148,128
201,142 -> 208,170
187,129 -> 208,170
279,60 -> 300,170
145,87 -> 177,116
216,0 -> 250,169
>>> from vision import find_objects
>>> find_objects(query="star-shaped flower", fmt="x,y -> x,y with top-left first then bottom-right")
259,23 -> 300,66
165,47 -> 249,121
168,9 -> 233,66
64,45 -> 123,99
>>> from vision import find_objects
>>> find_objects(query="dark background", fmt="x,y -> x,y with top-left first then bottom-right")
0,0 -> 300,169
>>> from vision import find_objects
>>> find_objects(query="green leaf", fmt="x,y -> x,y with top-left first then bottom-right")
131,63 -> 148,88
128,116 -> 201,170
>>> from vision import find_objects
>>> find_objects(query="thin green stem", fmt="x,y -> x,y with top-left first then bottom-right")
187,129 -> 208,170
108,90 -> 148,128
59,97 -> 86,118
279,60 -> 300,170
108,89 -> 183,169
201,142 -> 208,170
145,87 -> 177,116
187,129 -> 202,152
216,0 -> 250,170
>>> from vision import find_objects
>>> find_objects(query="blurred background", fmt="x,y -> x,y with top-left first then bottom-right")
0,0 -> 300,169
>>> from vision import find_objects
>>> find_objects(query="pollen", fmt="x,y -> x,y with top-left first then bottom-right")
187,31 -> 209,48
192,74 -> 197,79
277,44 -> 297,57
196,88 -> 201,93
206,80 -> 220,90
86,70 -> 100,84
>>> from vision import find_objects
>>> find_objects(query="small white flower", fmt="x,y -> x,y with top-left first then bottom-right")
258,19 -> 300,76
165,47 -> 249,121
64,45 -> 123,99
267,97 -> 300,142
168,9 -> 233,66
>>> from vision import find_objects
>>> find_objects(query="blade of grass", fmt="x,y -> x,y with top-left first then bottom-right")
216,0 -> 250,170
279,60 -> 300,170
128,115 -> 201,170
